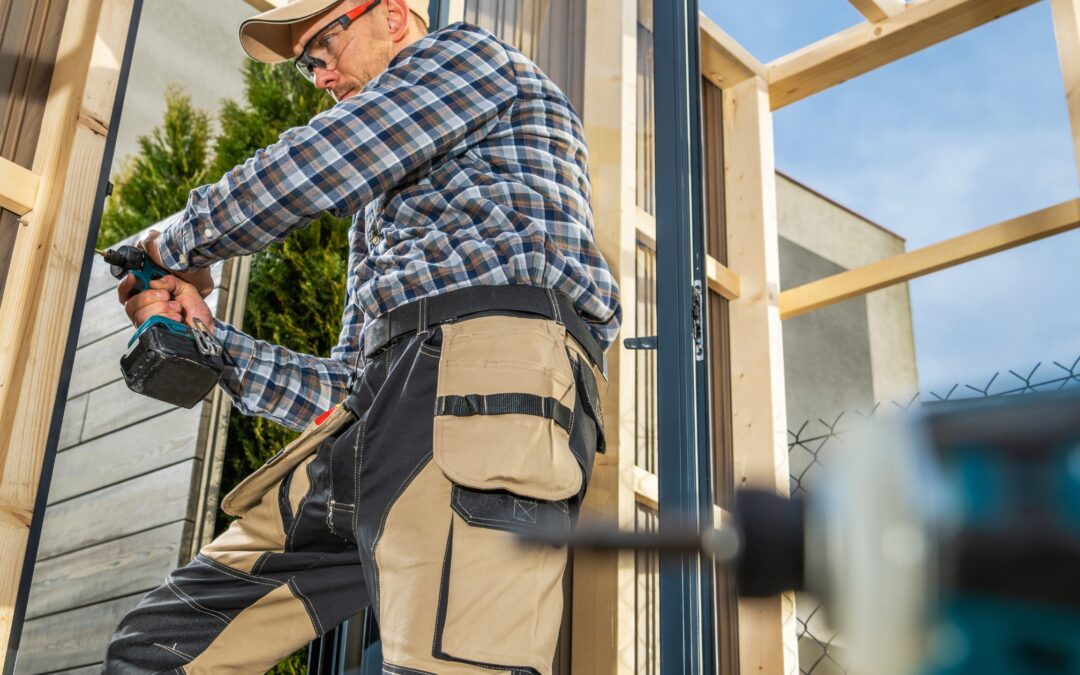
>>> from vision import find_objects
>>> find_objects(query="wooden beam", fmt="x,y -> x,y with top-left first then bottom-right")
699,12 -> 765,90
848,0 -> 908,22
723,76 -> 799,675
706,255 -> 741,300
780,199 -> 1080,320
634,466 -> 659,510
767,0 -> 1040,109
633,210 -> 745,312
635,205 -> 657,250
1052,0 -> 1080,177
0,159 -> 40,216
0,0 -> 136,664
574,0 -> 638,672
633,466 -> 732,528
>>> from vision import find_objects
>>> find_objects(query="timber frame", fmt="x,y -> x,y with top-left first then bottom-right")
1,0 -> 1078,672
1,0 -> 142,668
639,0 -> 1079,672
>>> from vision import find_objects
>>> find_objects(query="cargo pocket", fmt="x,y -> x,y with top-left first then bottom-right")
221,404 -> 355,517
432,315 -> 582,500
429,315 -> 580,674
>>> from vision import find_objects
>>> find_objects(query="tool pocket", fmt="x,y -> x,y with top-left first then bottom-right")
432,315 -> 582,501
429,315 -> 584,673
221,404 -> 355,517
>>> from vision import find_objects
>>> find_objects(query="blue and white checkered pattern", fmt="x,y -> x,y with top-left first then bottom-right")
156,24 -> 621,430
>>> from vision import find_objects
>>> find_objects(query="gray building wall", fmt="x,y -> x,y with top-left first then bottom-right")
111,0 -> 252,174
777,171 -> 919,426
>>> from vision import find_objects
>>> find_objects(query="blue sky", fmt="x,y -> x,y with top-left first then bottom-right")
699,1 -> 1079,395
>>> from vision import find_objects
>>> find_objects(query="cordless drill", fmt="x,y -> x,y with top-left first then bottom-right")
96,245 -> 224,408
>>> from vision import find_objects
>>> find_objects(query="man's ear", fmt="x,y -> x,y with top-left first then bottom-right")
384,0 -> 411,42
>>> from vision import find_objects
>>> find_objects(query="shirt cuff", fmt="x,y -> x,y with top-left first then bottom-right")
213,319 -> 255,401
156,217 -> 196,271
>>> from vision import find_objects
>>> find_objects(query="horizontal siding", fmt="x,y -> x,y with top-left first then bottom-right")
17,593 -> 143,673
36,460 -> 199,560
79,377 -> 179,443
48,407 -> 202,504
19,233 -> 245,672
26,521 -> 186,619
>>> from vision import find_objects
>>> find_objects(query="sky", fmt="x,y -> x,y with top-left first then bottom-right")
699,1 -> 1080,395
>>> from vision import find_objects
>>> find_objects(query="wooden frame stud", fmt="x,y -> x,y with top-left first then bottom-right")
780,199 -> 1080,320
768,0 -> 1041,109
1051,0 -> 1080,176
0,0 -> 137,665
0,159 -> 40,217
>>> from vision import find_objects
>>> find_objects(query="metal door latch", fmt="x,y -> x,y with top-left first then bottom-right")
692,280 -> 704,361
624,336 -> 658,350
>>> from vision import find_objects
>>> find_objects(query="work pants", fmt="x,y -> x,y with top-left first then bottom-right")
105,312 -> 605,674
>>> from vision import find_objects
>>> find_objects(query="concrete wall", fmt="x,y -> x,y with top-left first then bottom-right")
777,172 -> 919,427
111,0 -> 253,175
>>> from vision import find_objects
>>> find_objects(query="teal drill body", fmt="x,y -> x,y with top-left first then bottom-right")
100,245 -> 189,345
97,244 -> 223,408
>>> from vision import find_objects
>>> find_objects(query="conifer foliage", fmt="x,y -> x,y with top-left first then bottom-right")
97,86 -> 212,246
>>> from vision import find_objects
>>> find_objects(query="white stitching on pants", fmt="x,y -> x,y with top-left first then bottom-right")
165,578 -> 230,625
154,642 -> 195,661
352,413 -> 367,535
288,578 -> 325,635
194,555 -> 280,588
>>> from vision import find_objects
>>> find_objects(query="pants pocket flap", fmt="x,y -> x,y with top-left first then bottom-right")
433,317 -> 582,501
220,405 -> 355,517
451,485 -> 570,538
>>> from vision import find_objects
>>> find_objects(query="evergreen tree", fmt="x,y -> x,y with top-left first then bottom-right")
97,87 -> 212,246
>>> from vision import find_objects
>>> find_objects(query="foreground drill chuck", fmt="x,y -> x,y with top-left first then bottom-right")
96,245 -> 224,408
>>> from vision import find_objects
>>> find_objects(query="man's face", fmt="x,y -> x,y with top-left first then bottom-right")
291,0 -> 411,102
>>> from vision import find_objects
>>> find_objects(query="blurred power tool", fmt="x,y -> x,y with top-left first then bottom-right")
548,390 -> 1080,675
96,245 -> 223,408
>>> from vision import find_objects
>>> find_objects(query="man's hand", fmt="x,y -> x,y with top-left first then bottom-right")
119,274 -> 215,332
137,230 -> 214,298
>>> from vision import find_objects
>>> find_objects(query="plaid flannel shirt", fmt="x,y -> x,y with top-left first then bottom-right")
156,23 -> 621,431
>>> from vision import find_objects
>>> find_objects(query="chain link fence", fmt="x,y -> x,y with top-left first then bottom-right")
787,355 -> 1080,674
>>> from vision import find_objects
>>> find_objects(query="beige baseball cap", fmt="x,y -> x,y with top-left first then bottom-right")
239,0 -> 430,64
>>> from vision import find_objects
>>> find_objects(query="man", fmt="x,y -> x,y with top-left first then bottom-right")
106,0 -> 619,672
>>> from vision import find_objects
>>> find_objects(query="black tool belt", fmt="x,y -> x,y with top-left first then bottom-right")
362,284 -> 606,374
